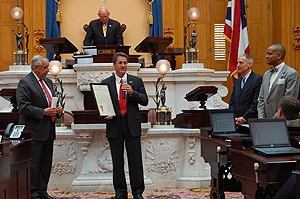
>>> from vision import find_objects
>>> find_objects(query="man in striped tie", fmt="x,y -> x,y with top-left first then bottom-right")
16,55 -> 64,199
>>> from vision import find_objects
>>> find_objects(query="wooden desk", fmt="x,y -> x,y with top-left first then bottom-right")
9,139 -> 31,199
73,91 -> 149,124
173,109 -> 210,128
0,139 -> 31,199
159,48 -> 184,70
0,142 -> 11,199
231,147 -> 299,198
200,130 -> 243,199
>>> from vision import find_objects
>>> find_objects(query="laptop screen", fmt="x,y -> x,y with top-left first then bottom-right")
209,110 -> 236,133
248,118 -> 290,147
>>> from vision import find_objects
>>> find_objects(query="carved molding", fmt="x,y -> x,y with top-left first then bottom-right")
52,141 -> 77,176
75,136 -> 94,156
293,27 -> 300,50
96,141 -> 113,173
187,137 -> 196,165
33,29 -> 45,53
163,27 -> 174,48
73,65 -> 140,91
145,140 -> 178,174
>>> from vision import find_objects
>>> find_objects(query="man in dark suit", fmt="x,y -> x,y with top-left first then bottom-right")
16,55 -> 64,199
257,44 -> 299,118
83,7 -> 123,46
101,52 -> 148,199
229,54 -> 262,124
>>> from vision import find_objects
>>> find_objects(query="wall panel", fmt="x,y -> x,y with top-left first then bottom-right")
0,0 -> 16,71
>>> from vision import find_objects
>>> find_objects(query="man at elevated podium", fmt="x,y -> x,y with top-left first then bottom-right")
83,7 -> 123,46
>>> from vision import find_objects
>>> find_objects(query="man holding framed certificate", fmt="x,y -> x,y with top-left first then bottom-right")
101,52 -> 148,199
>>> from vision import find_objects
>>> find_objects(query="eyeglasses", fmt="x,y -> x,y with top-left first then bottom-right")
38,65 -> 50,70
116,61 -> 127,65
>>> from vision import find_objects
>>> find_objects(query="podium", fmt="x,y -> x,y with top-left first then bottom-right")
80,45 -> 140,63
172,86 -> 218,128
92,45 -> 139,63
185,86 -> 217,109
135,36 -> 173,66
39,37 -> 78,61
95,45 -> 129,55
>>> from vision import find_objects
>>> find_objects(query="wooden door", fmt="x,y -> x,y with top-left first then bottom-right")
0,0 -> 17,71
0,0 -> 46,72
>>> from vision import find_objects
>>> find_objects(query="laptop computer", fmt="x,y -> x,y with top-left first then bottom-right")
209,109 -> 250,138
248,118 -> 300,156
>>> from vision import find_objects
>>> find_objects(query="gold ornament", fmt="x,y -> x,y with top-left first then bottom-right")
55,0 -> 62,23
147,0 -> 154,24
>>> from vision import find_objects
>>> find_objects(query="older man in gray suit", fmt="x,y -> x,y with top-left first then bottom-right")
16,55 -> 64,199
257,44 -> 299,118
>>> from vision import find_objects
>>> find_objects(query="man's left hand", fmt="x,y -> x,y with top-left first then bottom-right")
235,117 -> 246,125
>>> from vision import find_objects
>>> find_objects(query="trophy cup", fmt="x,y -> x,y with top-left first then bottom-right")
153,60 -> 172,125
183,7 -> 200,63
185,29 -> 199,63
11,6 -> 29,65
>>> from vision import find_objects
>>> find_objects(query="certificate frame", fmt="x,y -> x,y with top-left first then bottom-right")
90,83 -> 116,116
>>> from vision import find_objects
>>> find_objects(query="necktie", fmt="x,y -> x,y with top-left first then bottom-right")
119,79 -> 127,115
241,76 -> 246,89
40,79 -> 56,122
103,23 -> 107,37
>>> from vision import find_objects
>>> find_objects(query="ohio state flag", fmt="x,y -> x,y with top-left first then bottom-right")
224,0 -> 250,78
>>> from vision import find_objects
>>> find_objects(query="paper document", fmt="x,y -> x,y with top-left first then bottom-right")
90,84 -> 116,116
51,97 -> 58,108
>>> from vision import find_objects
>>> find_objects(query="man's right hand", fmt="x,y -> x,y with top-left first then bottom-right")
44,107 -> 57,116
104,115 -> 113,120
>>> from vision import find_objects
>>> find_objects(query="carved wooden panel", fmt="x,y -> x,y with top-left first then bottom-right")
294,0 -> 300,72
33,28 -> 45,53
293,27 -> 300,50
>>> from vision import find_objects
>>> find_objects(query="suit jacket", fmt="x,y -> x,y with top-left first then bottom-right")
101,74 -> 148,138
287,119 -> 300,127
229,71 -> 262,121
257,64 -> 299,118
16,72 -> 56,141
83,18 -> 123,46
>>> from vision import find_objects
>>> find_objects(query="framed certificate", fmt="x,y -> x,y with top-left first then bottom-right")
90,83 -> 116,116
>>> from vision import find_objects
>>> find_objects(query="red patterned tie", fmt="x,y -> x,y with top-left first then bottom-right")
40,79 -> 56,122
119,79 -> 127,115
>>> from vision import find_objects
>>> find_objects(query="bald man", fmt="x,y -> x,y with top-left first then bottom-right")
83,7 -> 123,46
257,44 -> 299,118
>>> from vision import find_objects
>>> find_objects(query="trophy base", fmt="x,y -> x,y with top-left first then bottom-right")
156,107 -> 172,125
14,50 -> 27,65
185,48 -> 199,63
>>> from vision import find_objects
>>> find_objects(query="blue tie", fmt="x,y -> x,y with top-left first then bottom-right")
241,77 -> 246,89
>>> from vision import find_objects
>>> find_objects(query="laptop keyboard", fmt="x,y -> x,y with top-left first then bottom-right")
211,133 -> 249,138
256,146 -> 300,153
